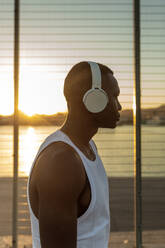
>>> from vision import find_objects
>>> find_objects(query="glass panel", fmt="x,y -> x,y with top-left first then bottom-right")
0,0 -> 14,246
0,0 -> 135,247
141,0 -> 165,245
18,0 -> 134,246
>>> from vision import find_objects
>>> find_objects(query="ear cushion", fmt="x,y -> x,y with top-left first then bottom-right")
83,88 -> 109,113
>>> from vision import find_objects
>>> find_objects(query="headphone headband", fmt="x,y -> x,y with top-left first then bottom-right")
87,61 -> 101,89
83,61 -> 109,113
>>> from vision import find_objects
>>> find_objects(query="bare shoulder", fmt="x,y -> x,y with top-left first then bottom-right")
33,141 -> 86,198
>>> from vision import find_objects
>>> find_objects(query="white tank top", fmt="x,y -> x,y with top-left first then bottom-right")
27,129 -> 110,248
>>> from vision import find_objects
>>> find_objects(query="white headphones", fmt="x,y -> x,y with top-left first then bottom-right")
83,61 -> 109,113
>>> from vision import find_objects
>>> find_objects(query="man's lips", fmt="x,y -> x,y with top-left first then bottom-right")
109,112 -> 120,122
116,114 -> 120,121
112,117 -> 120,122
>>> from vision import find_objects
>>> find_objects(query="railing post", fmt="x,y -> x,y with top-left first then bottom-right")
12,0 -> 20,247
133,0 -> 142,247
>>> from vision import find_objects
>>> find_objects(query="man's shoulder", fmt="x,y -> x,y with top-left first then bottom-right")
39,140 -> 82,164
33,140 -> 86,202
34,141 -> 85,183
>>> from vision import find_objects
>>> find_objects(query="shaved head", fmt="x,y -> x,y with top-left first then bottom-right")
62,61 -> 121,130
63,61 -> 113,108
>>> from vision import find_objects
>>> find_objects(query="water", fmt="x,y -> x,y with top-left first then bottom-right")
0,125 -> 164,177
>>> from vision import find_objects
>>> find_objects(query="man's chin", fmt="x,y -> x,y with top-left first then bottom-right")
99,121 -> 118,129
109,123 -> 117,129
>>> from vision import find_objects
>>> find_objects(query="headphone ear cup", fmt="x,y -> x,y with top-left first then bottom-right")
83,88 -> 109,113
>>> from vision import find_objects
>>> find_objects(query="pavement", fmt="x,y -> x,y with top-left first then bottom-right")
0,176 -> 165,247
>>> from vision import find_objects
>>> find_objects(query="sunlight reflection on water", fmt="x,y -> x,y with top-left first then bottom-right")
19,127 -> 38,176
0,125 -> 165,177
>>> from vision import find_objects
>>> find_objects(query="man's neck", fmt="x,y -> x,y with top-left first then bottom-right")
60,115 -> 98,147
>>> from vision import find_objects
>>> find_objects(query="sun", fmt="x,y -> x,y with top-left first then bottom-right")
21,108 -> 36,117
18,66 -> 67,116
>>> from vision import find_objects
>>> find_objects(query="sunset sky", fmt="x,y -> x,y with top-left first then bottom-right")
0,0 -> 164,116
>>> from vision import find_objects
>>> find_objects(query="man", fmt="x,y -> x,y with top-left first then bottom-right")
27,61 -> 122,248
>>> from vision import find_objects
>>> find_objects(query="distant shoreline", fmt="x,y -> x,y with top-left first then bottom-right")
0,104 -> 165,126
0,122 -> 165,126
